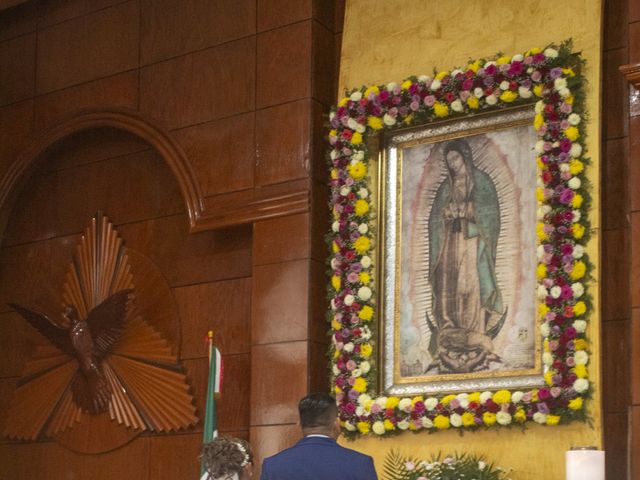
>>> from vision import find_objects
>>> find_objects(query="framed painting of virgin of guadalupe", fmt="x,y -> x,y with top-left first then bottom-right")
380,107 -> 544,396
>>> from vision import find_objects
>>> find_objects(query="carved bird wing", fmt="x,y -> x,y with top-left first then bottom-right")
8,303 -> 74,356
86,289 -> 133,359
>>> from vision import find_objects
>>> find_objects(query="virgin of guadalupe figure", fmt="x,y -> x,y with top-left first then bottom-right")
426,138 -> 507,374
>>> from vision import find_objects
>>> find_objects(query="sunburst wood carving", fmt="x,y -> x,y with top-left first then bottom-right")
4,213 -> 198,447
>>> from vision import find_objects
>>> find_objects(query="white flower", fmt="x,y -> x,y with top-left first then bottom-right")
360,361 -> 371,373
330,257 -> 338,270
372,421 -> 386,435
474,87 -> 484,98
352,368 -> 362,378
572,282 -> 584,298
559,87 -> 571,98
343,342 -> 354,352
543,352 -> 553,366
573,319 -> 587,333
450,413 -> 462,427
535,100 -> 544,113
570,143 -> 583,157
386,82 -> 398,92
430,79 -> 442,91
356,123 -> 366,133
554,78 -> 568,90
511,391 -> 524,403
572,244 -> 584,259
347,118 -> 359,130
383,113 -> 396,126
355,406 -> 365,416
330,149 -> 338,160
358,187 -> 368,198
519,86 -> 533,98
358,223 -> 369,234
486,94 -> 497,105
568,177 -> 582,190
512,54 -> 524,62
332,364 -> 340,375
451,69 -> 463,77
339,186 -> 350,196
425,397 -> 438,411
540,322 -> 550,337
478,461 -> 487,471
560,163 -> 570,173
329,112 -> 336,121
537,244 -> 546,260
573,378 -> 589,393
451,99 -> 463,112
397,420 -> 410,430
459,399 -> 469,409
361,256 -> 372,268
331,299 -> 337,311
418,75 -> 430,83
533,412 -> 547,424
331,221 -> 339,233
568,113 -> 581,125
573,210 -> 582,222
344,294 -> 355,306
500,80 -> 510,90
479,391 -> 493,404
399,398 -> 412,412
485,61 -> 497,68
350,91 -> 363,101
544,48 -> 559,58
575,351 -> 589,365
535,140 -> 545,153
358,393 -> 371,405
537,285 -> 548,299
344,421 -> 356,431
358,286 -> 372,301
361,327 -> 372,340
497,412 -> 512,425
421,417 -> 434,428
550,286 -> 562,299
375,397 -> 388,408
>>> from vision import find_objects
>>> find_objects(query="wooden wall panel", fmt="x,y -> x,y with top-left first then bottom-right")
0,100 -> 33,176
0,1 -> 36,42
37,0 -> 129,28
0,33 -> 35,106
257,0 -> 312,32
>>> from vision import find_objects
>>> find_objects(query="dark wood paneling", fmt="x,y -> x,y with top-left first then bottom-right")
632,406 -> 640,479
312,100 -> 330,184
257,0 -> 311,32
632,212 -> 640,308
631,0 -> 640,22
0,442 -> 52,478
603,47 -> 629,139
34,71 -> 139,131
252,260 -> 310,345
310,259 -> 329,344
140,0 -> 256,65
140,37 -> 256,130
312,0 -> 337,31
0,377 -> 16,435
603,412 -> 628,480
255,100 -> 311,186
173,113 -> 256,197
309,340 -> 329,394
36,1 -> 139,94
250,424 -> 299,477
0,100 -> 33,177
0,311 -> 42,377
310,179 -> 330,262
256,22 -> 312,108
630,116 -> 640,211
602,320 -> 631,413
148,433 -> 201,480
602,228 -> 631,320
253,213 -> 310,266
175,277 -> 251,359
313,21 -> 337,106
602,138 -> 628,230
630,22 -> 640,64
605,0 -> 629,50
633,308 -> 640,405
0,1 -> 36,42
250,342 -> 307,425
37,0 -> 128,28
0,33 -> 35,106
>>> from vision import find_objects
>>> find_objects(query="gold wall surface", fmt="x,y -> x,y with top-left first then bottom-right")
337,1 -> 603,479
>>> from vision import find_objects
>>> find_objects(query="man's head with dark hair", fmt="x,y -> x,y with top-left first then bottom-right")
298,393 -> 339,437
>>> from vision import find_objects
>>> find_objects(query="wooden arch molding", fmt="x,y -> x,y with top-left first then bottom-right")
0,107 -> 204,236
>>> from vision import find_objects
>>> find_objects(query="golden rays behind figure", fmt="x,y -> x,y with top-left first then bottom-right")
4,213 -> 198,450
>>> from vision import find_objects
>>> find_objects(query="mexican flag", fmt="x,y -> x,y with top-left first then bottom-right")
200,331 -> 223,480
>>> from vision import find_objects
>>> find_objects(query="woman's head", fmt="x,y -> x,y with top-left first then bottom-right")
443,138 -> 474,175
200,437 -> 253,480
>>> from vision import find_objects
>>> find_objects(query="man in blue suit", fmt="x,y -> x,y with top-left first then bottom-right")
260,393 -> 378,480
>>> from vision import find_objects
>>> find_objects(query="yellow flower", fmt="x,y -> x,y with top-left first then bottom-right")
564,126 -> 580,141
493,390 -> 512,404
467,60 -> 481,72
514,408 -> 526,423
354,236 -> 371,254
574,301 -> 587,317
331,275 -> 341,291
483,412 -> 497,426
351,132 -> 363,145
333,349 -> 340,359
348,161 -> 367,179
331,317 -> 341,331
497,55 -> 512,65
546,415 -> 561,426
468,392 -> 481,403
401,79 -> 413,90
568,397 -> 583,410
537,157 -> 546,170
433,102 -> 449,118
500,90 -> 518,103
435,71 -> 449,80
332,241 -> 339,254
364,85 -> 380,98
441,394 -> 456,405
411,396 -> 424,406
573,223 -> 585,240
355,199 -> 369,216
359,271 -> 371,284
358,305 -> 374,321
569,159 -> 584,175
563,68 -> 576,77
536,187 -> 545,203
566,95 -> 574,104
574,339 -> 588,350
330,168 -> 338,180
334,385 -> 342,394
329,129 -> 337,139
544,338 -> 550,352
367,116 -> 384,130
539,303 -> 549,319
386,397 -> 400,409
357,421 -> 370,434
467,96 -> 479,109
536,223 -> 547,242
544,370 -> 554,386
527,47 -> 542,55
534,114 -> 545,130
572,194 -> 584,209
363,399 -> 373,411
360,343 -> 373,358
533,85 -> 544,97
434,415 -> 450,429
570,261 -> 587,281
403,114 -> 414,125
409,422 -> 418,431
384,419 -> 395,431
353,377 -> 367,393
462,412 -> 476,427
536,263 -> 547,280
338,97 -> 349,107
531,389 -> 539,402
574,365 -> 588,378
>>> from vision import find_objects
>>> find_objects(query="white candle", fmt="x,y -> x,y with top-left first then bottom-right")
566,449 -> 605,480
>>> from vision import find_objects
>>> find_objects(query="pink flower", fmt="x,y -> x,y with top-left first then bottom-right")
424,95 -> 436,107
